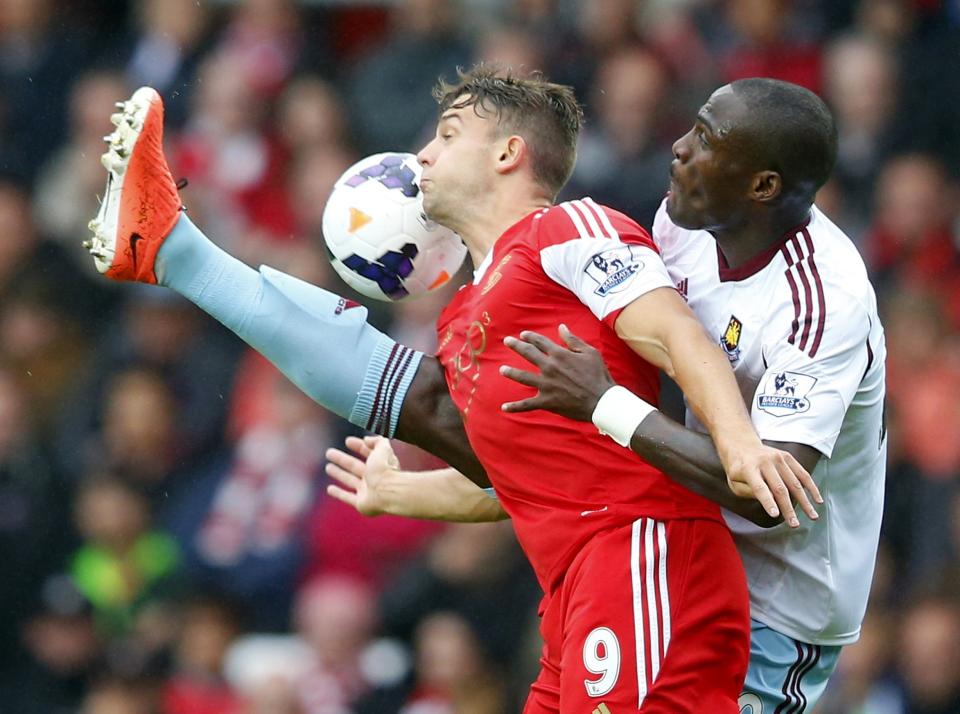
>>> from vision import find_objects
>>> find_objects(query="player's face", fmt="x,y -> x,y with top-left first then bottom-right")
666,85 -> 756,232
417,96 -> 498,229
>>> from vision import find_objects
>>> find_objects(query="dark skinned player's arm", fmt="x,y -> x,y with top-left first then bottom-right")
341,349 -> 817,527
627,413 -> 821,527
500,326 -> 821,527
393,354 -> 490,488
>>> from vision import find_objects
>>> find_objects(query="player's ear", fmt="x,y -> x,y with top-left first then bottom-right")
751,170 -> 782,203
494,134 -> 526,175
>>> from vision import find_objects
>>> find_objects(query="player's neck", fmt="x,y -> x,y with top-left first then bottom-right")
712,207 -> 811,269
460,194 -> 551,268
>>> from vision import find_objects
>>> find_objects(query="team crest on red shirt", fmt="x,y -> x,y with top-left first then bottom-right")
482,254 -> 513,295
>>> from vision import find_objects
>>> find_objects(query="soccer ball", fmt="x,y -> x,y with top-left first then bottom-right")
322,152 -> 466,302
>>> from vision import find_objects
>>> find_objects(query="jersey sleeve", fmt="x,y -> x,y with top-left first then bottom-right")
751,294 -> 871,457
537,199 -> 674,327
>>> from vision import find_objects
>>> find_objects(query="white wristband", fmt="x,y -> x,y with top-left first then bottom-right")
591,386 -> 658,448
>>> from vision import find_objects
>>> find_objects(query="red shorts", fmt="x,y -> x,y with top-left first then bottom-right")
523,517 -> 750,713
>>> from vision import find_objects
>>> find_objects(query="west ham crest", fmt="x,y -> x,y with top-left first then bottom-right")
720,315 -> 743,363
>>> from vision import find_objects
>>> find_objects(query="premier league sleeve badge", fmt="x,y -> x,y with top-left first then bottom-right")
583,245 -> 645,297
757,370 -> 818,416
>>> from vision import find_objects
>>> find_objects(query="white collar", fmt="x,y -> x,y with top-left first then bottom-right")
472,249 -> 494,285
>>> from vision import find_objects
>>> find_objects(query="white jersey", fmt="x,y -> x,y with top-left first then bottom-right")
653,201 -> 886,646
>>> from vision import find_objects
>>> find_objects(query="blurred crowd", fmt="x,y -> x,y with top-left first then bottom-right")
0,0 -> 958,712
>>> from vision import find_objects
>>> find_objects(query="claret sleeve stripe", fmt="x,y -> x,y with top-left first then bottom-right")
366,342 -> 401,431
780,232 -> 826,358
802,229 -> 827,358
367,344 -> 415,434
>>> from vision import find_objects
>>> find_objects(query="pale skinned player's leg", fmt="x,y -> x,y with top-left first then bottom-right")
87,87 -> 421,436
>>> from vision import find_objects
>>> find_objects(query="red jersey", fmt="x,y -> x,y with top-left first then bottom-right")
435,199 -> 722,592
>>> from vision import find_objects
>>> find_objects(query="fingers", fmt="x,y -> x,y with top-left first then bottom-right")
518,330 -> 563,356
504,335 -> 548,367
325,448 -> 365,482
501,397 -> 545,413
346,435 -> 373,459
499,365 -> 542,388
326,484 -> 359,509
776,458 -> 820,521
761,464 -> 800,528
785,452 -> 823,503
558,323 -> 588,352
325,463 -> 361,491
746,474 -> 781,521
369,435 -> 401,469
363,435 -> 385,449
729,480 -> 755,499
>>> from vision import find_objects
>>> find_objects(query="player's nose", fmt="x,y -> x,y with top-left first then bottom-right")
416,140 -> 435,167
672,131 -> 692,162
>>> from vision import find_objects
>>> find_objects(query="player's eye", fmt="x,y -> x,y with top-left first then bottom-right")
696,127 -> 710,148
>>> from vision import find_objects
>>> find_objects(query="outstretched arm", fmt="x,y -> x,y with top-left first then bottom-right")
624,415 -> 820,527
326,436 -> 507,522
501,324 -> 822,527
610,289 -> 820,526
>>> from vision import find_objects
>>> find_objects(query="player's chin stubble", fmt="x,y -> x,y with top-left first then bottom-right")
422,193 -> 454,230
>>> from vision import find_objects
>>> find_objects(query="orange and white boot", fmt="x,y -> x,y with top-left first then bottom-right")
85,86 -> 182,284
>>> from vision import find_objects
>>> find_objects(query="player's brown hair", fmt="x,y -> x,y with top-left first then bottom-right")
434,63 -> 583,199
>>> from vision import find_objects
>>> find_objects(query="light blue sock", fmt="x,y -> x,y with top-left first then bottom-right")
155,213 -> 422,435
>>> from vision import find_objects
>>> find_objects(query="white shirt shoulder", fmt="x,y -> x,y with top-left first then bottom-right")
752,208 -> 882,456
